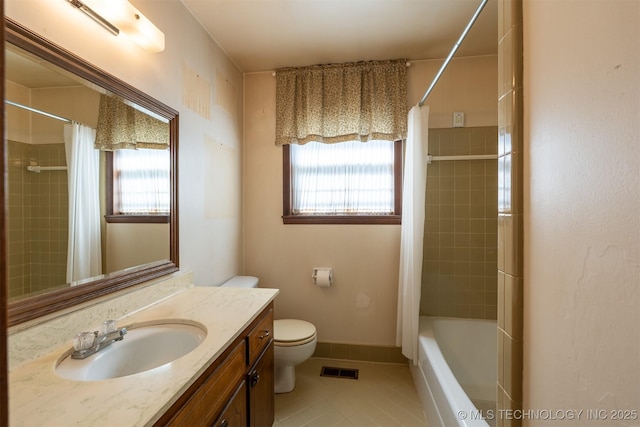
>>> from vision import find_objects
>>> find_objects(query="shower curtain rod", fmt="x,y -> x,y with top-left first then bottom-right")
418,0 -> 489,107
427,154 -> 497,164
5,99 -> 72,123
6,100 -> 72,173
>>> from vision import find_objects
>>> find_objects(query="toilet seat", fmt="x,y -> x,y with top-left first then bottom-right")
274,319 -> 317,347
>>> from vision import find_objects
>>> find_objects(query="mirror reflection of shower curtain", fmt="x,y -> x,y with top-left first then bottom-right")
64,122 -> 102,283
396,105 -> 429,364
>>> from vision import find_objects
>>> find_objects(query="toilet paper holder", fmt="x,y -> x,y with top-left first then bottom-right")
312,267 -> 333,286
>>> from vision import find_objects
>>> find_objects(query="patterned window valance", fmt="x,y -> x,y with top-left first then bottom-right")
275,59 -> 408,146
94,94 -> 169,150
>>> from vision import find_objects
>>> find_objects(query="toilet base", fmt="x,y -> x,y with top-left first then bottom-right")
274,365 -> 296,394
272,325 -> 317,394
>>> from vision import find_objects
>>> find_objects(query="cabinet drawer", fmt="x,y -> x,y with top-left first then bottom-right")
247,308 -> 273,366
162,340 -> 246,427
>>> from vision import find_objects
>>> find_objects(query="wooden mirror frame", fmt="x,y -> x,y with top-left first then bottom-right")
5,17 -> 179,327
1,4 -> 8,424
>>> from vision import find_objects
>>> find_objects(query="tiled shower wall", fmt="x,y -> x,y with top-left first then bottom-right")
421,126 -> 498,320
497,0 -> 524,424
7,141 -> 68,299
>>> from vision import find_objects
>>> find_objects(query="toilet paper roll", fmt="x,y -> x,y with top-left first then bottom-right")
315,269 -> 332,287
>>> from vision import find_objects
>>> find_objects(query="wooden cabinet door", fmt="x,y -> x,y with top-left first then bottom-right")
212,381 -> 247,427
248,344 -> 274,427
157,340 -> 246,427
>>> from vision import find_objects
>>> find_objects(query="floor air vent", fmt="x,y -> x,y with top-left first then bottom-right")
320,366 -> 359,380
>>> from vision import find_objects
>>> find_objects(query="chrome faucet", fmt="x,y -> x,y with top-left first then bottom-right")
71,320 -> 127,359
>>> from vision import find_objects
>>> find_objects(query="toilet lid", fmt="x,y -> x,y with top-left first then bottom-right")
274,319 -> 316,343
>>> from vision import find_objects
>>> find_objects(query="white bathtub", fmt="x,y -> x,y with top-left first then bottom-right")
410,317 -> 497,427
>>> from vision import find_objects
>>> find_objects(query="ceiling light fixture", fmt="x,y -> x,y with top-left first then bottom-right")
66,0 -> 165,52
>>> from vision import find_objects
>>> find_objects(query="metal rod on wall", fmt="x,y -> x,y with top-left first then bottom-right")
5,100 -> 72,123
427,154 -> 497,164
418,0 -> 489,107
27,166 -> 68,173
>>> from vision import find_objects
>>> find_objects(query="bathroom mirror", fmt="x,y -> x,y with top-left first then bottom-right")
5,18 -> 179,326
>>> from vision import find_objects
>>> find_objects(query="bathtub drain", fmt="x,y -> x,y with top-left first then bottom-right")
320,366 -> 359,380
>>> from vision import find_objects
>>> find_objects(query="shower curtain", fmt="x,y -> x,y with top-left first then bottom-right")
64,122 -> 102,283
396,105 -> 429,364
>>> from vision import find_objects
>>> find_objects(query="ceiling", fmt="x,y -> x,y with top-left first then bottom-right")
6,47 -> 81,89
180,0 -> 498,73
5,0 -> 498,88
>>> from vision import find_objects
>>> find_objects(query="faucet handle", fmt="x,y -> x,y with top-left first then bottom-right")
101,320 -> 118,335
72,331 -> 96,351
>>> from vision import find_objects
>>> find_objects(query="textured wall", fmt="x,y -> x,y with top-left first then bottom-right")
523,0 -> 639,425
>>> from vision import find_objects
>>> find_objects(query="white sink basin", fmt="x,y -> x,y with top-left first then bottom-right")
55,321 -> 207,381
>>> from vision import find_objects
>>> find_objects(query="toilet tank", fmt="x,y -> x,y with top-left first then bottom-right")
220,276 -> 259,288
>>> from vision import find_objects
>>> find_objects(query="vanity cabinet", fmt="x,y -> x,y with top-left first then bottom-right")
213,381 -> 247,427
155,303 -> 274,427
248,344 -> 274,427
247,307 -> 275,426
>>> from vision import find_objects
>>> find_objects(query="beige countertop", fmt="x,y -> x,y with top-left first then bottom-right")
9,285 -> 279,426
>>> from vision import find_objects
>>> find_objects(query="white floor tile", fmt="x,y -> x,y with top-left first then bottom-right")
274,358 -> 428,427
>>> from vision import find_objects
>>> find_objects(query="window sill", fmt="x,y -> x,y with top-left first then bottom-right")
105,215 -> 170,224
282,215 -> 401,225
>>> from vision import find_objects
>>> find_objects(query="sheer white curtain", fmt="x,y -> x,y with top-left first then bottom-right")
290,140 -> 395,215
114,148 -> 170,214
64,122 -> 102,283
396,105 -> 429,364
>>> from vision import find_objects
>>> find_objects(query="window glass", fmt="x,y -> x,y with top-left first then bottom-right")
289,140 -> 396,216
113,148 -> 170,215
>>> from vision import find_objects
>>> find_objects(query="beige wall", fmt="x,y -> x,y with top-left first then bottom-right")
523,0 -> 639,422
105,224 -> 170,273
6,0 -> 245,286
30,86 -> 100,144
243,56 -> 497,346
5,83 -> 100,145
408,56 -> 498,128
6,81 -> 31,143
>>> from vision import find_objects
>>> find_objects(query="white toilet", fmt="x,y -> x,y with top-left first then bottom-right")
272,318 -> 317,393
221,276 -> 318,394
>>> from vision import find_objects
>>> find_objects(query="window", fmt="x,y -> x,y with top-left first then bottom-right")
283,140 -> 402,224
106,148 -> 170,223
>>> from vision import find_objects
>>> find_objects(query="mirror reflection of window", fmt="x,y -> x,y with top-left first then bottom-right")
113,148 -> 170,215
96,93 -> 171,222
5,43 -> 173,300
5,19 -> 178,326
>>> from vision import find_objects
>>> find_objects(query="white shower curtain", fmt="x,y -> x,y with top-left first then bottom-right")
64,122 -> 102,283
396,105 -> 429,364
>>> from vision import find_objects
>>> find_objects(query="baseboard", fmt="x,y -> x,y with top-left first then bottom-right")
313,342 -> 408,364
